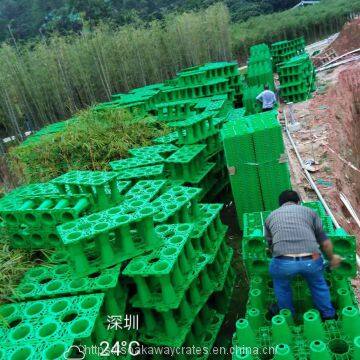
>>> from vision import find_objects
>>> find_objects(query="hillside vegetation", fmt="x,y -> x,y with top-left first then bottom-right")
232,0 -> 360,58
0,4 -> 231,138
0,0 -> 299,42
0,0 -> 359,138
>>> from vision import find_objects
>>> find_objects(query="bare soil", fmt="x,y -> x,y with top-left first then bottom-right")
326,18 -> 360,56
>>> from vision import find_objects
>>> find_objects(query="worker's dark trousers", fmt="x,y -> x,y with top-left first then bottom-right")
262,107 -> 273,112
269,256 -> 336,318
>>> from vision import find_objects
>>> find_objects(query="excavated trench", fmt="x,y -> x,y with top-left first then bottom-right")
292,63 -> 360,239
324,64 -> 360,235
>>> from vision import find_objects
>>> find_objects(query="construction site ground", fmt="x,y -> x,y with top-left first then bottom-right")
281,60 -> 360,300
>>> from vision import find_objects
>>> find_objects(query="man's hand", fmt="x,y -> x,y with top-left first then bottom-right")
329,254 -> 342,268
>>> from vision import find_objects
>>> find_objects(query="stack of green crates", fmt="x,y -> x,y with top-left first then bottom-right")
247,43 -> 274,90
233,201 -> 359,359
244,43 -> 274,115
278,53 -> 316,103
222,110 -> 291,229
271,37 -> 306,69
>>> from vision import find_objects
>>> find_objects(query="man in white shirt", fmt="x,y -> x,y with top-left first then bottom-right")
256,84 -> 277,111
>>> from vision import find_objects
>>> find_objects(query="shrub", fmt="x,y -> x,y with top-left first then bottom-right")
9,109 -> 170,183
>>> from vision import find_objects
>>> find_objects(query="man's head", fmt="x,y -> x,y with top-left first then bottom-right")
264,84 -> 269,90
279,190 -> 301,206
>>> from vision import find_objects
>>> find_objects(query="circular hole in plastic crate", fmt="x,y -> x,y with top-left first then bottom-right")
10,347 -> 33,360
166,204 -> 177,210
198,255 -> 207,263
67,231 -> 82,241
9,318 -> 22,328
154,213 -> 165,221
126,194 -> 135,201
48,233 -> 60,244
28,267 -> 46,278
177,196 -> 187,202
26,302 -> 44,316
129,262 -> 146,272
161,247 -> 177,257
94,222 -> 108,231
45,343 -> 67,359
80,296 -> 98,310
107,208 -> 119,215
178,224 -> 191,232
140,207 -> 153,216
51,300 -> 69,314
156,225 -> 168,233
24,213 -> 36,224
31,233 -> 43,246
115,215 -> 131,224
204,332 -> 213,342
52,252 -> 67,262
12,233 -> 25,246
70,318 -> 90,335
5,214 -> 17,224
328,339 -> 349,354
170,235 -> 183,244
272,315 -> 284,325
61,311 -> 78,323
337,261 -> 352,273
97,275 -> 113,286
41,212 -> 54,224
39,322 -> 58,338
70,278 -> 86,289
54,265 -> 69,275
172,186 -> 183,192
46,281 -> 62,292
131,200 -> 145,208
334,239 -> 351,252
211,315 -> 220,325
62,212 -> 75,222
11,324 -> 31,340
19,283 -> 35,295
88,214 -> 101,222
60,222 -> 75,230
153,261 -> 169,272
39,276 -> 53,284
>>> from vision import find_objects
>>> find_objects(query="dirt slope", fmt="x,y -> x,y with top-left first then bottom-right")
327,18 -> 360,56
290,62 -> 360,240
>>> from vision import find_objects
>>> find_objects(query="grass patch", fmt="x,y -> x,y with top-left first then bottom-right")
9,109 -> 170,183
0,244 -> 33,304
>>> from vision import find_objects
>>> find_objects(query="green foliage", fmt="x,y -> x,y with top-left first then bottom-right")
0,243 -> 32,302
8,109 -> 171,183
0,4 -> 231,137
232,0 -> 360,59
0,0 -> 299,42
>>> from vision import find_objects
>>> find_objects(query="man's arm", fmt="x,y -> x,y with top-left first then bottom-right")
314,213 -> 342,267
321,239 -> 342,268
256,92 -> 263,103
264,220 -> 272,249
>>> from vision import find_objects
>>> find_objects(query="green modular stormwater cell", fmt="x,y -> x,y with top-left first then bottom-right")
2,55 -> 351,359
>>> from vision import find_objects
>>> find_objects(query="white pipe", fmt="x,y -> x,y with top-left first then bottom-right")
317,47 -> 360,68
339,193 -> 360,268
284,108 -> 341,228
317,55 -> 360,72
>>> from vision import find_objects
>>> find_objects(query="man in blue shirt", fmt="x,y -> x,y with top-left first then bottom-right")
256,84 -> 277,111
